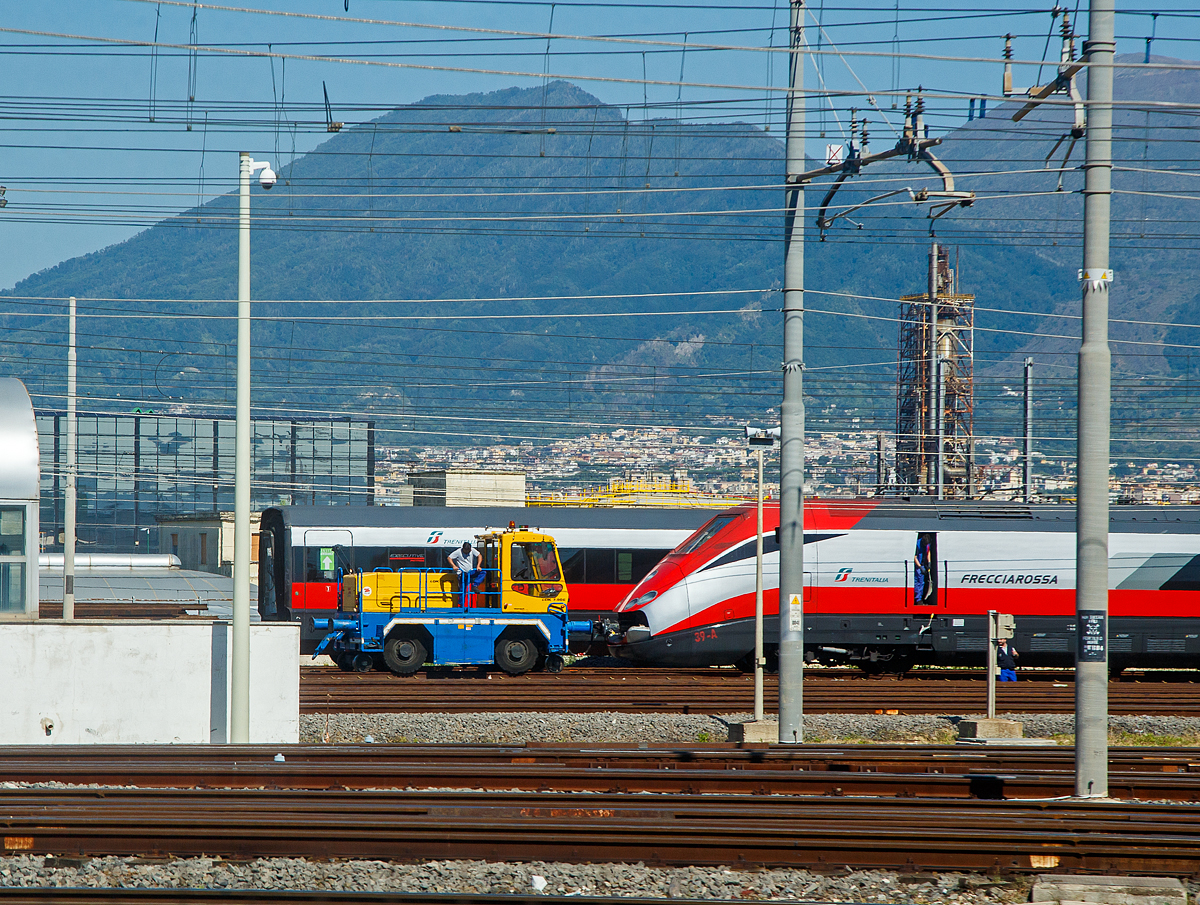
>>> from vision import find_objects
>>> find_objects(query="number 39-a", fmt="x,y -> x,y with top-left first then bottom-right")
694,629 -> 718,643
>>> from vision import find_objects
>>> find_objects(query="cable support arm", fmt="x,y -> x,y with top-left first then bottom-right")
1008,9 -> 1086,138
802,138 -> 974,239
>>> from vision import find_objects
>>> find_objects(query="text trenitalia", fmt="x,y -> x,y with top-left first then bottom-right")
959,574 -> 1059,585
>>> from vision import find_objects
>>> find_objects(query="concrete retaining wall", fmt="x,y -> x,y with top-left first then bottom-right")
0,621 -> 298,744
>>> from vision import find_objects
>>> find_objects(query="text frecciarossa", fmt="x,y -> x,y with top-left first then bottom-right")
960,573 -> 1059,585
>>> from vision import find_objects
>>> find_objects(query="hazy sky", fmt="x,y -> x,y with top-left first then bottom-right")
2,0 -> 1195,291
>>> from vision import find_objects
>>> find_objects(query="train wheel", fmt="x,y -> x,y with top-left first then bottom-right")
351,652 -> 374,673
495,636 -> 539,676
383,635 -> 427,675
544,654 -> 564,674
336,652 -> 355,672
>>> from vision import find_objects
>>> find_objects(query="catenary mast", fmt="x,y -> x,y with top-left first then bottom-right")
777,0 -> 806,743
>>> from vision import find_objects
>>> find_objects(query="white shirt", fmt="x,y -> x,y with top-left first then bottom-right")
448,547 -> 480,572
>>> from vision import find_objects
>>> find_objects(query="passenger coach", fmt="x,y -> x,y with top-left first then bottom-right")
609,500 -> 1200,673
258,505 -> 712,650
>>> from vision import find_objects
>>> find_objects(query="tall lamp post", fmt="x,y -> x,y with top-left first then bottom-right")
233,152 -> 275,744
746,425 -> 781,724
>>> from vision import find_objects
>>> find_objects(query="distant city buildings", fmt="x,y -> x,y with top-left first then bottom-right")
35,411 -> 1200,555
379,428 -> 1200,507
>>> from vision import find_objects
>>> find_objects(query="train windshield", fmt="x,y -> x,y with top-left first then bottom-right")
511,542 -> 561,581
677,514 -> 738,555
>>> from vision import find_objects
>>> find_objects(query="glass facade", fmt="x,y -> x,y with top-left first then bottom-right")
38,412 -> 374,552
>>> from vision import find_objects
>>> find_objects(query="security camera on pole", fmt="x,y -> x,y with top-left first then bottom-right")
232,152 -> 274,745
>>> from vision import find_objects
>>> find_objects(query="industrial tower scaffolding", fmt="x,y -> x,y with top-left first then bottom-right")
896,243 -> 976,497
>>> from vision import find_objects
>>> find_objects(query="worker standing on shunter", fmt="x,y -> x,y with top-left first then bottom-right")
996,636 -> 1019,682
448,541 -> 485,606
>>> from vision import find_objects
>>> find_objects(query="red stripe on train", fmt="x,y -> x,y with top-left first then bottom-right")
666,586 -> 1200,633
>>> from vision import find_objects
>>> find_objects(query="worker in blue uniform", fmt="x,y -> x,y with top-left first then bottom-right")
913,535 -> 932,604
996,637 -> 1019,681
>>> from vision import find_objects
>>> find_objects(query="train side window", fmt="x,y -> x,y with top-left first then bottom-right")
629,549 -> 670,583
304,547 -> 327,582
587,549 -> 616,584
357,546 -> 388,571
426,547 -> 451,569
559,548 -> 586,583
616,551 -> 633,583
913,532 -> 938,605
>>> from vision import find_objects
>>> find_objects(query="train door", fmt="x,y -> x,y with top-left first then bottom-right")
296,529 -> 354,612
910,532 -> 942,608
259,527 -> 281,619
804,544 -> 816,612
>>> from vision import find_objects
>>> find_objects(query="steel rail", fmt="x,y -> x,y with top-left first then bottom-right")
299,666 -> 1200,715
4,787 -> 1200,873
4,745 -> 1200,799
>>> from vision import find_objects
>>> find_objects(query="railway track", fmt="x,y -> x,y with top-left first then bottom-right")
0,894 -> 748,905
4,743 -> 1200,798
3,784 -> 1200,873
300,665 -> 1200,715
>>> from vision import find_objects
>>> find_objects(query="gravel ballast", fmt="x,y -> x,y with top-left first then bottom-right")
301,711 -> 1200,745
0,856 -> 1039,901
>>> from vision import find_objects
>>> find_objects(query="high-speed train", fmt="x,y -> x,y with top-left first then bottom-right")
608,500 -> 1200,672
257,505 -> 712,650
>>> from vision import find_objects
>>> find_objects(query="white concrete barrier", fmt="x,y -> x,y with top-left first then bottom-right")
0,620 -> 298,744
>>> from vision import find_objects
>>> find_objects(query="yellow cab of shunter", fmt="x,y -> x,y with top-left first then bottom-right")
477,523 -> 570,614
345,522 -> 569,615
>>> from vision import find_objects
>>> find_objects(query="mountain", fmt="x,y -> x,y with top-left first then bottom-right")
3,69 -> 1198,452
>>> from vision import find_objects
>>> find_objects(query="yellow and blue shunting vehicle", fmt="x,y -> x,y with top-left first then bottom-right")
310,523 -> 592,675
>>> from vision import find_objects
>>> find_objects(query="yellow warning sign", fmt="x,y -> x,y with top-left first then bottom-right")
788,593 -> 802,631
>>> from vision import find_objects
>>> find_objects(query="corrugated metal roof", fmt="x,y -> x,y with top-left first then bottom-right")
38,570 -> 256,620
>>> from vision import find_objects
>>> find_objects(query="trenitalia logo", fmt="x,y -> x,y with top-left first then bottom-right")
960,574 -> 1059,585
834,568 -> 852,582
426,531 -> 443,544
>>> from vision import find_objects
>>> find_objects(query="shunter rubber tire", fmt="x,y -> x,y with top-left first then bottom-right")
495,636 -> 540,676
383,635 -> 427,676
